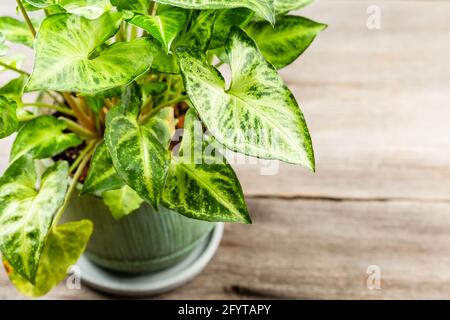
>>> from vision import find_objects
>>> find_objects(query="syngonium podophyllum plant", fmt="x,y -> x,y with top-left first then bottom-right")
0,0 -> 326,296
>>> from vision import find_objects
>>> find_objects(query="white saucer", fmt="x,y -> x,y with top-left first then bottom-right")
77,223 -> 224,297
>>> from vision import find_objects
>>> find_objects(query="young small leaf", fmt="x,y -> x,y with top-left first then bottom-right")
24,0 -> 112,19
25,13 -> 160,94
177,27 -> 315,169
0,157 -> 69,283
209,8 -> 254,49
5,220 -> 93,297
102,185 -> 143,219
10,116 -> 82,163
162,109 -> 251,223
0,96 -> 19,139
246,16 -> 327,69
177,10 -> 217,52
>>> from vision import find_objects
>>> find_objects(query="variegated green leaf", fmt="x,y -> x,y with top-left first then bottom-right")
0,17 -> 34,48
0,96 -> 19,139
26,13 -> 160,94
10,116 -> 82,163
102,185 -> 143,219
105,84 -> 173,208
5,220 -> 93,297
129,7 -> 188,54
177,27 -> 314,168
0,76 -> 27,101
178,10 -> 216,52
246,16 -> 326,69
24,0 -> 112,19
209,8 -> 253,49
274,0 -> 313,15
0,33 -> 8,56
153,0 -> 275,24
152,51 -> 180,74
162,109 -> 250,223
111,0 -> 149,14
0,157 -> 69,283
81,141 -> 123,195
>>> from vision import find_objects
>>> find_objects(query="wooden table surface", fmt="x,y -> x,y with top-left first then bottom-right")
1,0 -> 450,300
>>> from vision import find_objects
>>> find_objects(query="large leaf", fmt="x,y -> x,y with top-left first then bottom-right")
209,8 -> 253,49
5,220 -> 93,297
153,0 -> 275,24
25,13 -> 160,94
102,185 -> 143,219
105,84 -> 173,208
177,28 -> 315,168
0,17 -> 34,48
81,141 -> 123,195
24,0 -> 112,19
162,109 -> 250,223
10,116 -> 82,163
129,7 -> 188,54
0,96 -> 18,139
246,15 -> 326,69
0,157 -> 69,283
274,0 -> 313,15
111,0 -> 149,14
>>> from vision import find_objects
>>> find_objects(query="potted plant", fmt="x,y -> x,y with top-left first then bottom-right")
0,0 -> 326,297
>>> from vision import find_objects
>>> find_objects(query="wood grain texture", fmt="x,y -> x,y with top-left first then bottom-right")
1,0 -> 450,299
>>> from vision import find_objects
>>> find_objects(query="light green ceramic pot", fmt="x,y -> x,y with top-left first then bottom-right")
64,192 -> 215,275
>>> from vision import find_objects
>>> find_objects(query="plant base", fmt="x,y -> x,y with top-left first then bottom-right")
76,223 -> 224,297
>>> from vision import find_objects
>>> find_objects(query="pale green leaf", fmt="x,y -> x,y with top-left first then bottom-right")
0,17 -> 34,48
105,84 -> 173,208
0,33 -> 8,56
129,6 -> 189,53
25,13 -> 160,94
81,141 -> 123,195
0,157 -> 69,283
24,0 -> 112,19
102,185 -> 143,219
274,0 -> 313,15
10,116 -> 82,163
111,0 -> 149,14
246,15 -> 326,69
162,109 -> 250,223
153,0 -> 275,24
5,220 -> 93,297
177,27 -> 315,168
209,8 -> 253,49
0,96 -> 19,139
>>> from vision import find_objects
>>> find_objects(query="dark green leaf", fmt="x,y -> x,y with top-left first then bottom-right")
177,10 -> 217,52
209,8 -> 253,49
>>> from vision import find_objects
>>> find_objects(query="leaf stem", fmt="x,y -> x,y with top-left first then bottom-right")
0,60 -> 29,75
52,144 -> 96,228
140,95 -> 188,124
23,102 -> 76,117
59,117 -> 97,139
69,139 -> 97,173
15,0 -> 36,37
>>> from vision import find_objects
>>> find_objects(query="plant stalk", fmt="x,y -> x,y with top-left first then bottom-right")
0,61 -> 29,76
59,117 -> 97,139
23,102 -> 76,117
140,95 -> 188,124
15,0 -> 36,37
69,139 -> 97,173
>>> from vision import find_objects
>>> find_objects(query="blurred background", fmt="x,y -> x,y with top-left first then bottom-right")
1,0 -> 450,299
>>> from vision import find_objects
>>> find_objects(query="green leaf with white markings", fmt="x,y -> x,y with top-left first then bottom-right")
102,185 -> 143,219
274,0 -> 313,15
154,0 -> 275,24
177,27 -> 315,168
105,84 -> 174,208
0,96 -> 19,139
129,6 -> 189,54
177,10 -> 217,52
209,8 -> 253,49
24,0 -> 112,19
10,116 -> 82,163
26,13 -> 160,94
0,157 -> 69,283
0,17 -> 34,48
162,109 -> 250,223
5,220 -> 93,297
246,15 -> 326,69
111,0 -> 149,14
82,141 -> 123,195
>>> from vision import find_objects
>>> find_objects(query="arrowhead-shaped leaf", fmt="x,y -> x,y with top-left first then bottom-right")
209,8 -> 253,49
246,16 -> 326,69
105,84 -> 173,208
0,17 -> 34,48
102,185 -> 143,219
25,12 -> 160,94
4,219 -> 93,297
10,116 -> 82,164
24,0 -> 112,19
153,0 -> 275,24
129,6 -> 189,54
177,28 -> 315,168
82,141 -> 123,195
162,109 -> 250,223
0,157 -> 69,283
0,96 -> 19,139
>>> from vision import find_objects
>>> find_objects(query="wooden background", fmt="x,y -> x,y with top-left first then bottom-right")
1,0 -> 450,299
